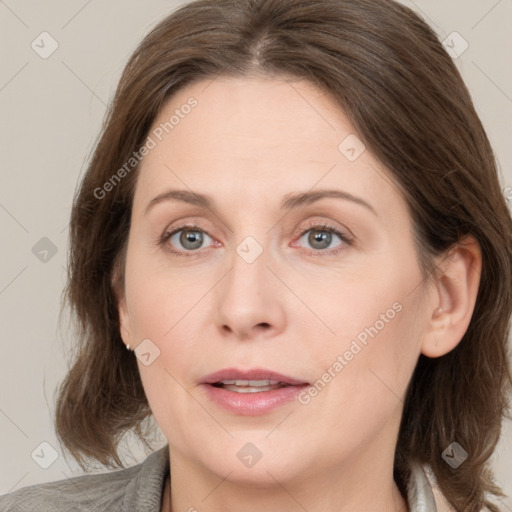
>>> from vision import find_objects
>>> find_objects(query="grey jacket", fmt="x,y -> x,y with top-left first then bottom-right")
0,445 -> 439,511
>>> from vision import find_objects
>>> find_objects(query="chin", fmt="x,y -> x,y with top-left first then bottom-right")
184,435 -> 316,486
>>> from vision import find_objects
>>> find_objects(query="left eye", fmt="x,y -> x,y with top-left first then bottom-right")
297,226 -> 347,251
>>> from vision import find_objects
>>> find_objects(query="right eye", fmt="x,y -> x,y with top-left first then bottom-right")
160,224 -> 216,256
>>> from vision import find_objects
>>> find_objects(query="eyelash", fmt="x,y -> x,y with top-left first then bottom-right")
158,221 -> 354,258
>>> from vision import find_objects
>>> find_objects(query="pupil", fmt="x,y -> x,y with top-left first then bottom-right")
181,230 -> 203,249
309,230 -> 331,249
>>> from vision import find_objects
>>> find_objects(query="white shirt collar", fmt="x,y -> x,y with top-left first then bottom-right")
407,460 -> 438,511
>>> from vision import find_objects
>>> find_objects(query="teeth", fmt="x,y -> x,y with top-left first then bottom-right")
222,384 -> 283,393
219,379 -> 280,386
215,379 -> 287,393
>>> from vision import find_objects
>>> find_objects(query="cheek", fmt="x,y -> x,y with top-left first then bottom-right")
123,248 -> 205,401
123,247 -> 197,341
338,301 -> 424,415
317,265 -> 420,359
306,257 -> 426,411
301,291 -> 424,458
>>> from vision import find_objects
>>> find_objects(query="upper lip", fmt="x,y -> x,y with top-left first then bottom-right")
201,368 -> 309,385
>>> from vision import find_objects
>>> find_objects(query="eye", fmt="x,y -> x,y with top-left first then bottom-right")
294,222 -> 353,255
160,223 -> 216,256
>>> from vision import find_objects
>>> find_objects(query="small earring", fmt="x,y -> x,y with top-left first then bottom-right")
435,307 -> 443,316
126,344 -> 131,351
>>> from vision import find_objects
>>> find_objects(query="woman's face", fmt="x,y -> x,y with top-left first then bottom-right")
118,75 -> 436,486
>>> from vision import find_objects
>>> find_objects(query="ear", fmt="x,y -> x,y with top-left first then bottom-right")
117,293 -> 133,348
421,235 -> 482,358
111,260 -> 133,349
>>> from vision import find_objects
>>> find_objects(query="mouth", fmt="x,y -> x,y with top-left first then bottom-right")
200,368 -> 310,415
211,379 -> 293,393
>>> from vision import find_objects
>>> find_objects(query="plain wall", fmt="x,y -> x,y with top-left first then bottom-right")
1,0 -> 511,506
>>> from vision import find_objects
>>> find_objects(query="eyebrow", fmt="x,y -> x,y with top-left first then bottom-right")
144,188 -> 377,216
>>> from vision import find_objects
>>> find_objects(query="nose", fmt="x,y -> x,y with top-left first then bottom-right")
212,237 -> 287,342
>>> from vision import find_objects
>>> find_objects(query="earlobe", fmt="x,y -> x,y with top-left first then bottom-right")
421,235 -> 482,358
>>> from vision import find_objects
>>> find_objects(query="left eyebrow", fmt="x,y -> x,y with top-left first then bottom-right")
144,188 -> 377,217
281,189 -> 377,216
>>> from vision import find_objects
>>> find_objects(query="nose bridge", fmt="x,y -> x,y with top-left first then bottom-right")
226,231 -> 270,304
212,229 -> 285,338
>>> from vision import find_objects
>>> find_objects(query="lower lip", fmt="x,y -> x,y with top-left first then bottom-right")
201,383 -> 309,416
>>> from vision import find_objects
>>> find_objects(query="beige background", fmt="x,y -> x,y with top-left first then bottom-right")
1,0 -> 511,507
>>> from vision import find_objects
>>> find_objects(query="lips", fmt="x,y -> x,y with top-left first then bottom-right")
200,368 -> 310,415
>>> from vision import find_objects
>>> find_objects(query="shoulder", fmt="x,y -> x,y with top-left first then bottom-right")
0,445 -> 169,512
0,467 -> 137,512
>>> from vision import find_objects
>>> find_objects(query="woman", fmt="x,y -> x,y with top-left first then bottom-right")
1,0 -> 511,510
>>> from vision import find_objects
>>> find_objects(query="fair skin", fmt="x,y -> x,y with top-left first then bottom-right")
117,75 -> 481,512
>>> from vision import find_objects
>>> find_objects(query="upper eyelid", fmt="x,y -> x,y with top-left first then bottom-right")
164,220 -> 348,237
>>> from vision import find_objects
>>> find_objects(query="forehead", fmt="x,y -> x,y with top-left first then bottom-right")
132,75 -> 407,223
146,76 -> 351,165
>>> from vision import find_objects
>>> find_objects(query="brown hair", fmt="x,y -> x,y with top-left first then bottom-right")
55,0 -> 512,509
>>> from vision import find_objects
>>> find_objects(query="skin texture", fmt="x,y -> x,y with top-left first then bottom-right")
117,76 -> 482,512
